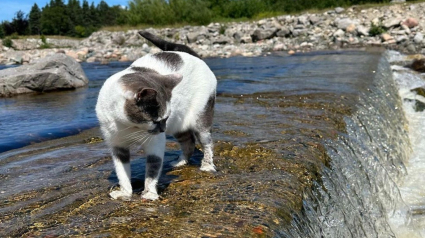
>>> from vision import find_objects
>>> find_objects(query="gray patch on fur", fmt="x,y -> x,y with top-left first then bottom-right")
153,52 -> 183,71
174,130 -> 196,160
121,71 -> 176,124
113,147 -> 130,163
198,94 -> 215,129
131,67 -> 158,74
146,155 -> 162,178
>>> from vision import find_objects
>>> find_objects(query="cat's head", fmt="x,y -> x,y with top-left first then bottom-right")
120,67 -> 182,134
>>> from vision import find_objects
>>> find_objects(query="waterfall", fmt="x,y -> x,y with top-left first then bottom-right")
282,51 -> 425,237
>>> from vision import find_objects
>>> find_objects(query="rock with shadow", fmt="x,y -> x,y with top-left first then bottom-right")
0,53 -> 88,97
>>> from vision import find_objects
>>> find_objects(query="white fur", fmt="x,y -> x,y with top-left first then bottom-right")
96,52 -> 217,200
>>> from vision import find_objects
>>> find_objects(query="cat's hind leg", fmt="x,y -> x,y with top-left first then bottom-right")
195,130 -> 216,172
110,147 -> 132,201
195,95 -> 216,172
171,130 -> 195,168
141,133 -> 165,200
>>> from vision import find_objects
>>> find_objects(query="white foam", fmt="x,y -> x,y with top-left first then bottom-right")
387,51 -> 425,238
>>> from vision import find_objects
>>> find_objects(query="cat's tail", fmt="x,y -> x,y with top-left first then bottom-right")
139,31 -> 201,59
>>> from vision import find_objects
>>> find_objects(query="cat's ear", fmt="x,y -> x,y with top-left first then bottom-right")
135,88 -> 157,103
163,73 -> 183,89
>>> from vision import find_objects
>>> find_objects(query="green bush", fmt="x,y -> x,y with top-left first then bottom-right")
74,25 -> 86,37
9,33 -> 19,39
170,0 -> 212,25
127,0 -> 175,26
2,37 -> 13,48
39,34 -> 50,48
369,22 -> 386,36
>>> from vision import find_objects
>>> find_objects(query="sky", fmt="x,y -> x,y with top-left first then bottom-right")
0,0 -> 129,22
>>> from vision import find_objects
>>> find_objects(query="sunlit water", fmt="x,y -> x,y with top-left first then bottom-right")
0,61 -> 131,152
386,51 -> 425,238
282,51 -> 425,238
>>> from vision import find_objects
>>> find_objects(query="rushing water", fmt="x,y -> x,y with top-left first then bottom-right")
0,50 -> 424,237
281,51 -> 425,237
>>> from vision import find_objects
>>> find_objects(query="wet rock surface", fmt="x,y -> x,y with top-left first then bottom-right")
0,50 -> 383,236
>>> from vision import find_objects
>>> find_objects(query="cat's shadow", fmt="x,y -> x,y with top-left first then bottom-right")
107,148 -> 204,195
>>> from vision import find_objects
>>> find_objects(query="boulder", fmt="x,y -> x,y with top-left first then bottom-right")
0,53 -> 88,97
411,59 -> 425,73
383,18 -> 401,29
251,28 -> 277,42
335,7 -> 345,14
336,18 -> 357,30
381,33 -> 393,42
357,25 -> 370,36
402,17 -> 419,28
413,32 -> 424,44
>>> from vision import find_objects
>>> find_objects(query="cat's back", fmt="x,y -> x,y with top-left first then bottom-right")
131,51 -> 213,78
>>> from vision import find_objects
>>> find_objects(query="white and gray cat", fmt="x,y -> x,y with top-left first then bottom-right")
96,31 -> 217,201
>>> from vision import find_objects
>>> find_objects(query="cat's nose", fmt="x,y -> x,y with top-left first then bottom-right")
159,120 -> 166,132
158,121 -> 167,132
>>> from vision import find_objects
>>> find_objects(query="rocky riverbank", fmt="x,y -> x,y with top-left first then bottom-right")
0,2 -> 425,65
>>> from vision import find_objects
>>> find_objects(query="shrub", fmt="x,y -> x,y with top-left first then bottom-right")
369,22 -> 386,36
39,34 -> 50,49
2,37 -> 13,48
74,25 -> 86,38
170,0 -> 212,25
219,24 -> 227,35
9,33 -> 19,39
127,0 -> 175,26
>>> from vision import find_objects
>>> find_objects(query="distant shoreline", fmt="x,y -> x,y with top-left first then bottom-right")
0,2 -> 424,65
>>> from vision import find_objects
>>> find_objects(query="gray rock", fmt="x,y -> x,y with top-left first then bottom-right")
0,54 -> 88,97
309,15 -> 321,25
251,28 -> 277,42
298,16 -> 309,25
357,25 -> 370,36
276,28 -> 291,37
336,18 -> 357,30
334,29 -> 345,38
187,32 -> 202,43
414,32 -> 424,44
212,35 -> 232,45
291,29 -> 307,37
383,18 -> 401,29
335,7 -> 345,14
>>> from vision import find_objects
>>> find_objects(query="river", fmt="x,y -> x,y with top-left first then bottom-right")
0,50 -> 424,237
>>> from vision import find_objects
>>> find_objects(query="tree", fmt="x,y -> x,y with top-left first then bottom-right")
11,11 -> 29,35
0,23 -> 5,39
41,0 -> 72,35
29,4 -> 41,35
127,0 -> 175,25
67,0 -> 83,27
90,2 -> 100,27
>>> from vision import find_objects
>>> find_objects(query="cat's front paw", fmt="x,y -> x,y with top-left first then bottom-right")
109,190 -> 132,201
200,162 -> 216,172
141,191 -> 159,200
170,157 -> 187,168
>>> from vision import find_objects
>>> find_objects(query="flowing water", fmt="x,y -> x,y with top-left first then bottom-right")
281,51 -> 425,237
0,50 -> 424,237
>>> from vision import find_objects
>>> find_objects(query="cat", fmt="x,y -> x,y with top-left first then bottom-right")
96,31 -> 217,201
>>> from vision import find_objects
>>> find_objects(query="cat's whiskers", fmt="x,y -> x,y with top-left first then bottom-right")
124,130 -> 152,147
